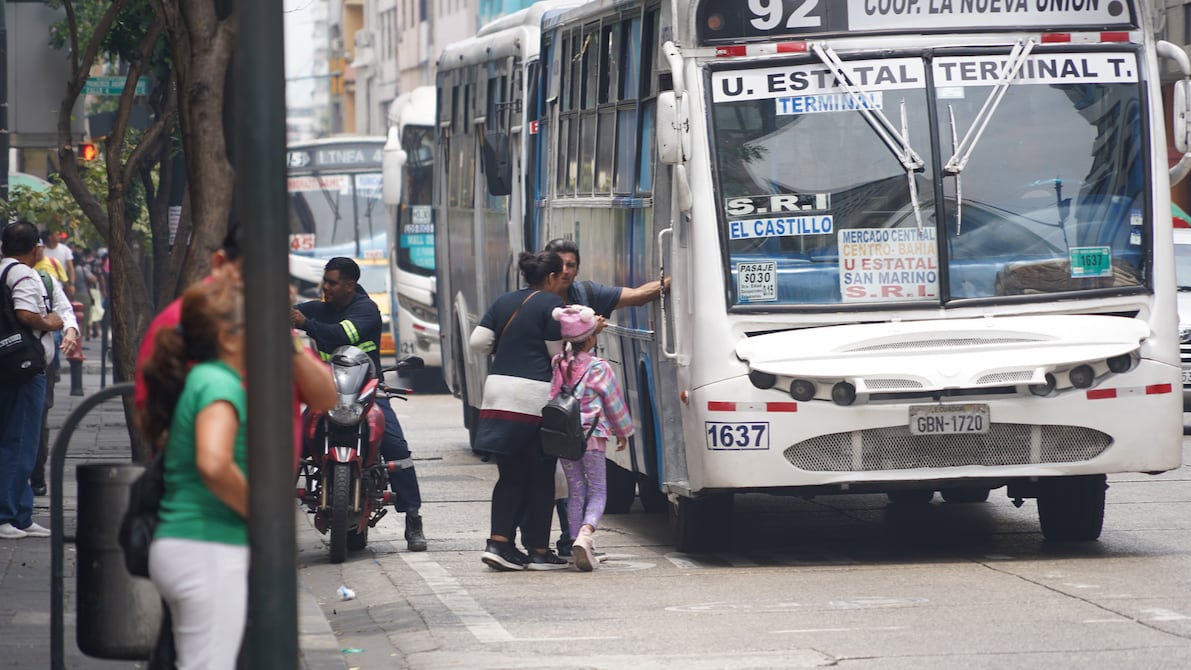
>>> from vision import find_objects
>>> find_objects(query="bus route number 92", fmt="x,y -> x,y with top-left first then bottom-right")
706,422 -> 769,450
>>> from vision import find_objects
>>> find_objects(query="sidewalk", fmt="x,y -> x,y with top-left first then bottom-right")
0,338 -> 346,669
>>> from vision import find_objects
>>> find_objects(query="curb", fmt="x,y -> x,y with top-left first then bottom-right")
298,578 -> 349,670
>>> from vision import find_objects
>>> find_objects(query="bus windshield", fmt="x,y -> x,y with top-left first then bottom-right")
288,172 -> 385,257
357,262 -> 389,294
710,49 -> 1147,307
397,125 -> 436,278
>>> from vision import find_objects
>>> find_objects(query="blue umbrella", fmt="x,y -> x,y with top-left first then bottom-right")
8,172 -> 52,193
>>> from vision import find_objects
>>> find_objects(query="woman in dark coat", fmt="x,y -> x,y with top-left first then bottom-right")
469,251 -> 567,570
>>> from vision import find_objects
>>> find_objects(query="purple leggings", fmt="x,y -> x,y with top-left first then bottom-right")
560,438 -> 607,533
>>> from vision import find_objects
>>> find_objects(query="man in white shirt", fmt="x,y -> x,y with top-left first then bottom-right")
0,221 -> 66,539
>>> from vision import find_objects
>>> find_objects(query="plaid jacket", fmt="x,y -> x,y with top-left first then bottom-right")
549,350 -> 634,441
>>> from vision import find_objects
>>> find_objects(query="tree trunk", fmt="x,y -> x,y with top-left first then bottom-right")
161,0 -> 237,289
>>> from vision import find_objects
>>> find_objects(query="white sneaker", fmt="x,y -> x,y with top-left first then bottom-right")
0,523 -> 28,539
21,522 -> 50,538
572,534 -> 595,572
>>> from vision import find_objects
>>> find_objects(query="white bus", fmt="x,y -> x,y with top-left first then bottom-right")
449,0 -> 1191,550
434,1 -> 584,442
384,86 -> 441,368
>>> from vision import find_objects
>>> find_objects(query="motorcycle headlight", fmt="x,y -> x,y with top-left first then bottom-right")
327,400 -> 365,426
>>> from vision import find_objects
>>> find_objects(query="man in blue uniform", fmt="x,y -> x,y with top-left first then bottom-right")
291,257 -> 427,551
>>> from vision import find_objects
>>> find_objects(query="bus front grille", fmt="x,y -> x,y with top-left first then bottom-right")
783,424 -> 1112,472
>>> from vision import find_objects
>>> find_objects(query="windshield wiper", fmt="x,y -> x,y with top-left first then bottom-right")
944,38 -> 1035,177
313,170 -> 344,249
947,106 -> 964,235
811,43 -> 926,227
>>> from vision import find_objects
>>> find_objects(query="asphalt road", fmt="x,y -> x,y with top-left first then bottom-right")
297,391 -> 1191,669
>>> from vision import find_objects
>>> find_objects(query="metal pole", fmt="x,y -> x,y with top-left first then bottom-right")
1,1 -> 10,201
236,0 -> 296,668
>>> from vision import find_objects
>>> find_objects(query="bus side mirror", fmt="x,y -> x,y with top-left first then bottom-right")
657,91 -> 684,165
1175,80 -> 1191,154
382,127 -> 407,206
481,130 -> 512,196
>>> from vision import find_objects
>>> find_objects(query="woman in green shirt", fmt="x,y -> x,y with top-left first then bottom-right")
140,277 -> 248,669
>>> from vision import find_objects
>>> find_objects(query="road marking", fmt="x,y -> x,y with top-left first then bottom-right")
516,635 -> 621,642
1140,608 -> 1190,621
666,597 -> 928,613
595,553 -> 656,572
398,553 -> 513,643
772,626 -> 908,634
665,552 -> 705,568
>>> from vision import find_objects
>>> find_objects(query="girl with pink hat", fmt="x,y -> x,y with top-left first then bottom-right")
549,305 -> 634,572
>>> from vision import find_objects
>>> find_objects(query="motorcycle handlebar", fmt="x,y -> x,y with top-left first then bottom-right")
378,383 -> 412,400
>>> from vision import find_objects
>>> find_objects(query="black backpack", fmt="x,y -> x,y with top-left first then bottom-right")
0,263 -> 47,384
540,360 -> 600,460
119,453 -> 165,578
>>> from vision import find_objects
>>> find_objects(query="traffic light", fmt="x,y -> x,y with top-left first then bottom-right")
76,142 -> 98,161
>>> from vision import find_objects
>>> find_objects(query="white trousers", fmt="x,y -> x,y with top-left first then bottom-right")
149,537 -> 249,670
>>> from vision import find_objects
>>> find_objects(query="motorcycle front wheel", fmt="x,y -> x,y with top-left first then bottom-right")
329,462 -> 352,563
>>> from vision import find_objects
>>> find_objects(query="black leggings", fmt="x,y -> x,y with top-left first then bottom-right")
490,441 -> 557,550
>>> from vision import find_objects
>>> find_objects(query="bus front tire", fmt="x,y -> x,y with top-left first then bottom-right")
605,461 -> 637,514
638,474 -> 668,513
1037,475 -> 1106,542
669,493 -> 733,552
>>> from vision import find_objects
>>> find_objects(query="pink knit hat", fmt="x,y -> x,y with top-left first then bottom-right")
553,305 -> 598,343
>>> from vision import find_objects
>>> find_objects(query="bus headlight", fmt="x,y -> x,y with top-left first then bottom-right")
831,381 -> 856,406
789,379 -> 816,402
397,295 -> 438,323
749,370 -> 776,390
1029,373 -> 1057,396
1106,354 -> 1133,373
1068,365 -> 1095,389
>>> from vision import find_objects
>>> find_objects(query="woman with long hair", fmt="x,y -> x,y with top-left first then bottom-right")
139,276 -> 249,668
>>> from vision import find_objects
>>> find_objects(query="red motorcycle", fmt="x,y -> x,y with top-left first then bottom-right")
295,345 -> 423,563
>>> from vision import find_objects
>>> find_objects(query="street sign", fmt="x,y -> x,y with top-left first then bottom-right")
82,76 -> 150,96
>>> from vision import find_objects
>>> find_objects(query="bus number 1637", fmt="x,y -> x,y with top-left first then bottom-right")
706,422 -> 770,450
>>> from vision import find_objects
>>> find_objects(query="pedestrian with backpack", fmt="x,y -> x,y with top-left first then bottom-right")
539,238 -> 668,556
0,222 -> 70,539
548,305 -> 633,572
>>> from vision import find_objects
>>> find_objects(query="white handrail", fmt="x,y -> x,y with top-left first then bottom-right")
658,227 -> 676,360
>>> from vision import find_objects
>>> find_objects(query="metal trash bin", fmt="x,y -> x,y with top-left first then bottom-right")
75,463 -> 162,659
